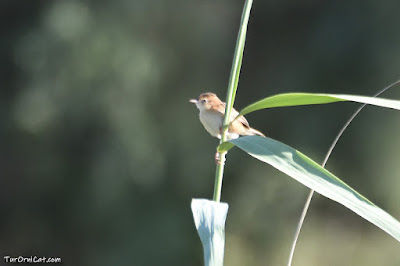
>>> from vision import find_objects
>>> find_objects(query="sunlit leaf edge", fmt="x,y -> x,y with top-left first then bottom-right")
228,135 -> 400,243
239,93 -> 400,117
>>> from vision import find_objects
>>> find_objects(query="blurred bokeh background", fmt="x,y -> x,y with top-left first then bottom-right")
1,0 -> 400,265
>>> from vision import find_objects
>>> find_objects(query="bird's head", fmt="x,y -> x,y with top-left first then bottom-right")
190,93 -> 222,111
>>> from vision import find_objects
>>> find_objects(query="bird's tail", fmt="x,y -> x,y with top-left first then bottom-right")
248,127 -> 265,137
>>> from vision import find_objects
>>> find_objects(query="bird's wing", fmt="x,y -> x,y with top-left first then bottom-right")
220,102 -> 250,128
229,106 -> 250,128
236,114 -> 250,128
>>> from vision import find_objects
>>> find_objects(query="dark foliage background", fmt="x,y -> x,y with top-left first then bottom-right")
1,1 -> 399,265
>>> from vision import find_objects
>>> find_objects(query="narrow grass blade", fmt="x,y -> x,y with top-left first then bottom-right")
228,136 -> 400,242
239,93 -> 400,117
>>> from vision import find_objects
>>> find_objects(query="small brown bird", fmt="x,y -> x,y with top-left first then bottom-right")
190,93 -> 265,140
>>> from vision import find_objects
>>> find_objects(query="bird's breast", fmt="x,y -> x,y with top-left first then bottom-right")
199,110 -> 223,138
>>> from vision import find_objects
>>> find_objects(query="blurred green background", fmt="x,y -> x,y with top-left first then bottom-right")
1,0 -> 400,265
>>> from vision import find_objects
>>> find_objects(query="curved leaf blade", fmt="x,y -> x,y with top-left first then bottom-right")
229,136 -> 400,242
239,93 -> 400,116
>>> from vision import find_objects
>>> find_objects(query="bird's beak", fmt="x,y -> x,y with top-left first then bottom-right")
189,99 -> 198,104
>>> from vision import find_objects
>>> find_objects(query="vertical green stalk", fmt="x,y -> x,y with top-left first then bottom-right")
213,0 -> 253,202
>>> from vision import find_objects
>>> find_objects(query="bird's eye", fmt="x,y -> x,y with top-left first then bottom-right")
200,99 -> 206,104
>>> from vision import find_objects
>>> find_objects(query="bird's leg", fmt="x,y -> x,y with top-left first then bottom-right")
215,126 -> 229,164
215,126 -> 223,165
215,151 -> 226,165
215,151 -> 221,165
215,126 -> 227,165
